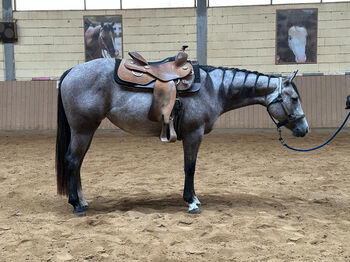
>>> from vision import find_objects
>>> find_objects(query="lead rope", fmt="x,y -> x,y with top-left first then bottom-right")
278,111 -> 350,152
267,78 -> 350,152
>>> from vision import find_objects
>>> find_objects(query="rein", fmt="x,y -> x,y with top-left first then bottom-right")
277,111 -> 350,152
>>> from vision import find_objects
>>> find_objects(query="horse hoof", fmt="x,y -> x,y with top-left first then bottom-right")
73,210 -> 86,217
188,202 -> 200,214
189,208 -> 201,214
79,199 -> 89,211
73,206 -> 87,216
81,205 -> 89,211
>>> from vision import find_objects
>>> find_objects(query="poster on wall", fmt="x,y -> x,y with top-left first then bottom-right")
276,9 -> 317,64
83,15 -> 123,62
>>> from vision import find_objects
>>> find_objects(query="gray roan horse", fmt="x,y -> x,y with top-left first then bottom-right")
56,58 -> 309,216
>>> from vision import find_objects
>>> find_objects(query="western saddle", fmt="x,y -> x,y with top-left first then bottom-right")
116,46 -> 198,143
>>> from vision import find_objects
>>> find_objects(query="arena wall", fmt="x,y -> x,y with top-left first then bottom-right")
1,75 -> 349,130
0,2 -> 349,130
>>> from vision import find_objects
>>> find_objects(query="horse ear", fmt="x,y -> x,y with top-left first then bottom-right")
291,70 -> 298,80
283,70 -> 298,86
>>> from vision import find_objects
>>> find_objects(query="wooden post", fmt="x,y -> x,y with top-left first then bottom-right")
196,0 -> 207,65
2,0 -> 15,80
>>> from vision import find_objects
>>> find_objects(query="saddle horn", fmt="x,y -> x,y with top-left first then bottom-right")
175,45 -> 189,67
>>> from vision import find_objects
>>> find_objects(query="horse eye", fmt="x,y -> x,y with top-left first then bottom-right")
291,97 -> 298,103
288,36 -> 292,41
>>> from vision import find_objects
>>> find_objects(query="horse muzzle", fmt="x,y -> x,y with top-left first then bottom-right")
295,54 -> 306,63
292,121 -> 309,137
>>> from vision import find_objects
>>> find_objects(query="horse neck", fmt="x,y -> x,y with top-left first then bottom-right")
204,67 -> 280,114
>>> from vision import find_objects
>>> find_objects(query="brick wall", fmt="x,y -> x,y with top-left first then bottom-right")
0,2 -> 348,80
208,2 -> 350,74
12,8 -> 196,80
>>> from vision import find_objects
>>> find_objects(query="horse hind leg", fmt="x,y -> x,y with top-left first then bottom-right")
65,131 -> 96,216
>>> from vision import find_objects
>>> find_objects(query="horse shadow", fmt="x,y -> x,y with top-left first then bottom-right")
87,192 -> 300,215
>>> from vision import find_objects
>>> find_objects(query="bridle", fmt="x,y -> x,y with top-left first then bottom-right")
266,77 -> 305,129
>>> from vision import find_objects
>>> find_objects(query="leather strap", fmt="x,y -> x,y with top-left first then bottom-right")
148,80 -> 177,123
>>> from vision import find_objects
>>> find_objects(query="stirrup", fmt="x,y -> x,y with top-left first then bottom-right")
160,117 -> 177,143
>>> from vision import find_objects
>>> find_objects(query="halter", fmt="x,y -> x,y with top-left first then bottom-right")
266,77 -> 305,128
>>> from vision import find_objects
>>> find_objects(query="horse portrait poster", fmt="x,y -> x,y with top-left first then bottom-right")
276,9 -> 317,64
83,15 -> 123,62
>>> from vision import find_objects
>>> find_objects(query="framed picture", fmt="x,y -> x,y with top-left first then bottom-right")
83,15 -> 123,62
276,9 -> 317,65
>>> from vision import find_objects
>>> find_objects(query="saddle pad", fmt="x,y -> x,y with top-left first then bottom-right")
114,59 -> 201,94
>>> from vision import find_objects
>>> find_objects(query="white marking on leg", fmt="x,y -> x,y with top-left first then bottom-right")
193,196 -> 201,206
78,189 -> 88,207
188,202 -> 199,212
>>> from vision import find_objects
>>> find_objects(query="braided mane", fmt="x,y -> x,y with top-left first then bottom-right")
199,65 -> 281,96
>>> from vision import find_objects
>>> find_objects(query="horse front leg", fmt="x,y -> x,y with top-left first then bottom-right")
182,129 -> 203,214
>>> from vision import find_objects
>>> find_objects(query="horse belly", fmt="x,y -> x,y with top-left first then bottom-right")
107,93 -> 162,137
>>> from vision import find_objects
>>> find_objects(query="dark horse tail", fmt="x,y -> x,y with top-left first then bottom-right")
55,68 -> 72,196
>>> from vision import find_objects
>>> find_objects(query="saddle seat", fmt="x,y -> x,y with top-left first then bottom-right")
116,46 -> 199,143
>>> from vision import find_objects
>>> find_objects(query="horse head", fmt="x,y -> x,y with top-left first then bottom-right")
288,26 -> 307,63
267,71 -> 309,137
99,22 -> 119,58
